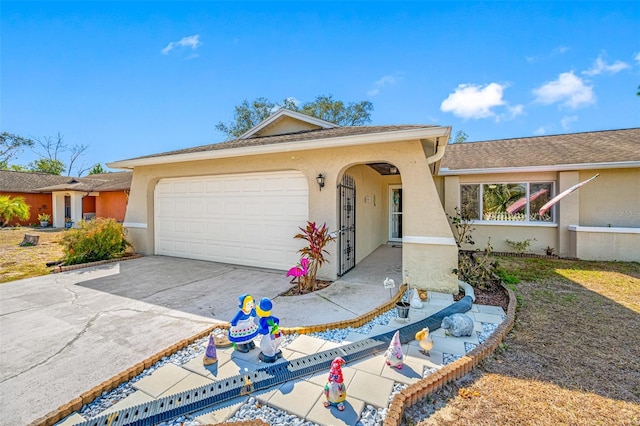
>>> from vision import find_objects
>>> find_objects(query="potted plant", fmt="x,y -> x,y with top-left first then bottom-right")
38,213 -> 51,228
65,217 -> 73,228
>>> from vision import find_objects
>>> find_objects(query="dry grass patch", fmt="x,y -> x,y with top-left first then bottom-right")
408,257 -> 640,426
0,227 -> 66,283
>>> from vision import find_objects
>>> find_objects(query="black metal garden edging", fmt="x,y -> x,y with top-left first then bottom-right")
73,295 -> 473,426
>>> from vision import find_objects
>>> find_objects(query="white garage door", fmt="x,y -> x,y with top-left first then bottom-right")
155,171 -> 308,270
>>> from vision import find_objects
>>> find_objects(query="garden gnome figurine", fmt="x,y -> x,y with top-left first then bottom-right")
385,330 -> 404,369
410,288 -> 423,309
256,297 -> 283,363
324,357 -> 347,411
203,333 -> 218,365
228,294 -> 259,353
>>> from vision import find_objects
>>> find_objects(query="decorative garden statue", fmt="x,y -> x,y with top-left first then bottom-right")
228,294 -> 259,353
324,357 -> 347,411
256,297 -> 283,363
203,333 -> 218,365
384,330 -> 404,369
441,313 -> 474,337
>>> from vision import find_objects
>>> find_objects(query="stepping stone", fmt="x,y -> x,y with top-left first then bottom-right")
305,396 -> 365,426
431,336 -> 466,356
132,363 -> 191,398
346,370 -> 394,409
380,354 -> 426,385
285,335 -> 327,355
101,390 -> 154,415
262,379 -> 324,418
56,413 -> 85,425
182,351 -> 233,379
160,372 -> 214,397
476,304 -> 506,316
470,312 -> 505,324
194,396 -> 247,424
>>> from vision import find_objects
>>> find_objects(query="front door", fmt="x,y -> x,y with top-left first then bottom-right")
338,174 -> 356,276
389,185 -> 402,242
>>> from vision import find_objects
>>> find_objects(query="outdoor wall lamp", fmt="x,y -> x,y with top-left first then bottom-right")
316,174 -> 325,191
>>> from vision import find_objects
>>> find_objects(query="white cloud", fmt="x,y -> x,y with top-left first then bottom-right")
533,127 -> 547,135
532,72 -> 595,109
553,46 -> 569,55
561,115 -> 578,130
634,52 -> 640,64
440,83 -> 508,119
162,35 -> 202,55
583,53 -> 630,76
367,75 -> 398,96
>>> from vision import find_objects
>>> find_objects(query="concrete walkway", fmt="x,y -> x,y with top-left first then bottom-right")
0,245 -> 403,425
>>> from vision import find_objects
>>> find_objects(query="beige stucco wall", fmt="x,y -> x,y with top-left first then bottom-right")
124,138 -> 458,292
258,116 -> 321,137
577,168 -> 640,227
569,226 -> 640,261
441,167 -> 639,260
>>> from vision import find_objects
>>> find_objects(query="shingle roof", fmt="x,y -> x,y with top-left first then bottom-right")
0,170 -> 131,193
440,128 -> 640,172
122,125 -> 435,161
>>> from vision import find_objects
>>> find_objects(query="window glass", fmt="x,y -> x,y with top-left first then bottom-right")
482,183 -> 526,221
460,184 -> 480,220
529,182 -> 553,222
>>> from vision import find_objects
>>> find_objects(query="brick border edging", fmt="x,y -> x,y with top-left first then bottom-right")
27,284 -> 409,426
382,282 -> 517,426
51,254 -> 144,273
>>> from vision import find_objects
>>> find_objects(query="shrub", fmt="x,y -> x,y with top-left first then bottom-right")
0,195 -> 30,226
292,221 -> 336,291
60,218 -> 131,265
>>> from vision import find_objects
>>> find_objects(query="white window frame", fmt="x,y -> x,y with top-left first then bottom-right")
459,181 -> 557,224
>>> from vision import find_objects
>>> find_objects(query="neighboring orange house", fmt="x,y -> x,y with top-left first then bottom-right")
0,170 -> 131,227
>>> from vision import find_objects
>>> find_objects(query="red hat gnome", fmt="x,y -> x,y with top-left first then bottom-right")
385,330 -> 404,369
203,333 -> 217,365
323,357 -> 347,411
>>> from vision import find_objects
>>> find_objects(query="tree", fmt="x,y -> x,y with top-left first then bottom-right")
32,132 -> 88,176
452,130 -> 469,144
0,195 -> 30,226
216,95 -> 374,139
88,163 -> 107,175
29,158 -> 66,175
0,132 -> 34,169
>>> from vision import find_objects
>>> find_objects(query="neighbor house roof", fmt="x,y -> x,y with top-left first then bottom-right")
0,170 -> 132,193
439,128 -> 640,175
108,124 -> 447,169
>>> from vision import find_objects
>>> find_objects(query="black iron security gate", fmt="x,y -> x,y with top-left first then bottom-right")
338,174 -> 356,276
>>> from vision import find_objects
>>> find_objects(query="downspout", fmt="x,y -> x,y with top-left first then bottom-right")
426,137 -> 446,174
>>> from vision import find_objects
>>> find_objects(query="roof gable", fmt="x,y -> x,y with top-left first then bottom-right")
440,128 -> 640,174
238,108 -> 340,139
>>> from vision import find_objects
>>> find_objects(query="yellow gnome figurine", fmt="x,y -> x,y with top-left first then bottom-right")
324,357 -> 347,411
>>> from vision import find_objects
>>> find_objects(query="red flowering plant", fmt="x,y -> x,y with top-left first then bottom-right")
291,221 -> 336,292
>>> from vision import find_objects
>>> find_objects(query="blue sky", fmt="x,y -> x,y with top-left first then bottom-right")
2,1 -> 639,174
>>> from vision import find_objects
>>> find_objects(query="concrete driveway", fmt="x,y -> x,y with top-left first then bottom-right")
0,247 -> 401,425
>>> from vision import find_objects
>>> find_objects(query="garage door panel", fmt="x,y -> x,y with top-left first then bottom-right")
155,171 -> 308,270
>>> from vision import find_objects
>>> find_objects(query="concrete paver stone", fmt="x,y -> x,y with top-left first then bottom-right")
349,354 -> 385,376
379,354 -> 426,385
476,304 -> 506,316
101,390 -> 155,415
367,324 -> 396,337
305,396 -> 366,426
471,312 -> 506,324
193,396 -> 247,424
284,334 -> 328,355
160,372 -> 214,397
346,370 -> 394,409
406,343 -> 444,367
132,364 -> 191,399
181,352 -> 233,379
263,379 -> 324,418
344,331 -> 368,343
55,413 -> 86,426
431,336 -> 467,356
307,366 -> 357,388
